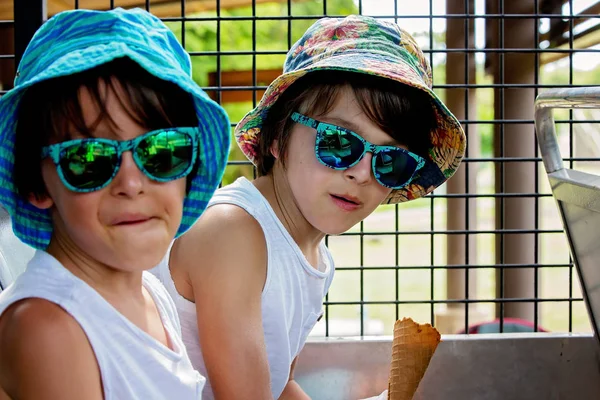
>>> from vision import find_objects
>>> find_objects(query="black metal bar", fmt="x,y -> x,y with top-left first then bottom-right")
360,220 -> 364,336
186,48 -> 600,56
181,0 -> 186,49
335,263 -> 575,271
251,0 -> 257,106
395,203 -> 400,322
533,0 -> 540,333
14,0 -> 46,67
196,79 -> 600,90
463,0 -> 470,335
568,0 -> 575,333
159,14 -> 600,22
324,298 -> 584,306
498,0 -> 505,334
216,0 -> 222,104
429,0 -> 435,327
335,228 -> 563,236
287,0 -> 292,50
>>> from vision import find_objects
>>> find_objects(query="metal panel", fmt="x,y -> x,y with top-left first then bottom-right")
296,334 -> 600,400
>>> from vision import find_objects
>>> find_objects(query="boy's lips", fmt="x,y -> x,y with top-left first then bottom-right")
111,213 -> 153,225
330,193 -> 362,211
331,193 -> 362,205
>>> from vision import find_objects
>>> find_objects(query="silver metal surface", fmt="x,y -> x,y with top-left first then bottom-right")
535,87 -> 600,174
535,87 -> 600,343
296,334 -> 600,400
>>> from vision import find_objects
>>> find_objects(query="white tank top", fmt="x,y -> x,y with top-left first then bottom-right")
151,177 -> 335,399
0,250 -> 205,400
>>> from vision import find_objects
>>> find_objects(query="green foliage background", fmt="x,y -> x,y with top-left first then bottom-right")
166,0 -> 358,185
167,3 -> 600,185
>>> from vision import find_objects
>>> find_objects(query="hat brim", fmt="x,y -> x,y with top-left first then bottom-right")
235,52 -> 466,204
0,44 -> 230,249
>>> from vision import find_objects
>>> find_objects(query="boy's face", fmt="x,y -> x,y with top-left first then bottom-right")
282,86 -> 395,235
32,79 -> 187,271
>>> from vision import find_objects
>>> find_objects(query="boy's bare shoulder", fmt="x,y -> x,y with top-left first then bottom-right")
0,297 -> 92,362
0,298 -> 101,398
179,203 -> 265,249
0,297 -> 80,345
173,203 -> 267,276
196,203 -> 262,230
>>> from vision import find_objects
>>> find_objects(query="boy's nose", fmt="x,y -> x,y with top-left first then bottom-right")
344,152 -> 374,186
109,152 -> 146,197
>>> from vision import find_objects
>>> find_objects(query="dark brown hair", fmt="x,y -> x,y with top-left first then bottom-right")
256,70 -> 436,176
13,57 -> 199,199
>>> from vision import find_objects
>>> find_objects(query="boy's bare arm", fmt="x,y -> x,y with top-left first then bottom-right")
0,298 -> 103,400
175,204 -> 273,400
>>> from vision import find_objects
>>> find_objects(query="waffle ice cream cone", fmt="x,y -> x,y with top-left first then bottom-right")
388,318 -> 441,400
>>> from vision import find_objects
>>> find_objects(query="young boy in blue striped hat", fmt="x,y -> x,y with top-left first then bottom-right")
0,8 -> 229,399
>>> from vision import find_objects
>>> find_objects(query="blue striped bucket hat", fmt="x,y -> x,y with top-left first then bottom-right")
0,7 -> 231,250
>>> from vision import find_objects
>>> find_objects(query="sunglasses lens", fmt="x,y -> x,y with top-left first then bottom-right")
59,142 -> 118,191
374,148 -> 419,189
317,128 -> 364,169
136,130 -> 195,180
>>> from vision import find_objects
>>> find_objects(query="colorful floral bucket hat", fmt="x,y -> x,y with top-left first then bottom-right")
235,15 -> 466,204
0,8 -> 231,249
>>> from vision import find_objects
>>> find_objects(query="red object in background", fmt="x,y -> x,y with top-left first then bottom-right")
458,318 -> 548,334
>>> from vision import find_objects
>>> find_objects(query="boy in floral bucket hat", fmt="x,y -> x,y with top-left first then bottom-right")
0,8 -> 230,399
153,14 -> 466,399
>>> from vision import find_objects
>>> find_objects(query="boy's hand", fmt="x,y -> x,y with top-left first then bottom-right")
360,389 -> 388,400
279,380 -> 311,400
278,357 -> 311,400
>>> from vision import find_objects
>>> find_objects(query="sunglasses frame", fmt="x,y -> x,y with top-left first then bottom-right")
290,112 -> 426,189
41,127 -> 200,193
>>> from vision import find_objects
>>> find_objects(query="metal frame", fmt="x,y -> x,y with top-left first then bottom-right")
535,86 -> 600,344
295,333 -> 600,399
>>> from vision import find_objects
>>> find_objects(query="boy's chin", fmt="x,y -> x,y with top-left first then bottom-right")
318,222 -> 356,236
108,251 -> 166,272
102,238 -> 171,272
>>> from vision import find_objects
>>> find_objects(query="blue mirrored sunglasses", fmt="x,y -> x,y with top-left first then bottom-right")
290,112 -> 425,189
41,127 -> 199,193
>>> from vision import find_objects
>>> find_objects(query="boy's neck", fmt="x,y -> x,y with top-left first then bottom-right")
45,235 -> 172,350
46,236 -> 146,304
253,173 -> 325,264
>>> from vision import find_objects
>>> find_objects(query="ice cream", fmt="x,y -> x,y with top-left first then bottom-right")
388,317 -> 441,400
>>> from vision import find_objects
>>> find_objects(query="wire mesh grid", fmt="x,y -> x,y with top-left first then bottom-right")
2,0 -> 600,337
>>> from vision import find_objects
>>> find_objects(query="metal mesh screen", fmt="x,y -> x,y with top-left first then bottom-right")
3,0 -> 600,337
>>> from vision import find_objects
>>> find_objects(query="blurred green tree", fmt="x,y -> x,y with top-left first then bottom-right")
168,0 -> 358,185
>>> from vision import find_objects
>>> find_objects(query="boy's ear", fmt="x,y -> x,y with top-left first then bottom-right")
28,193 -> 54,210
270,140 -> 280,159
